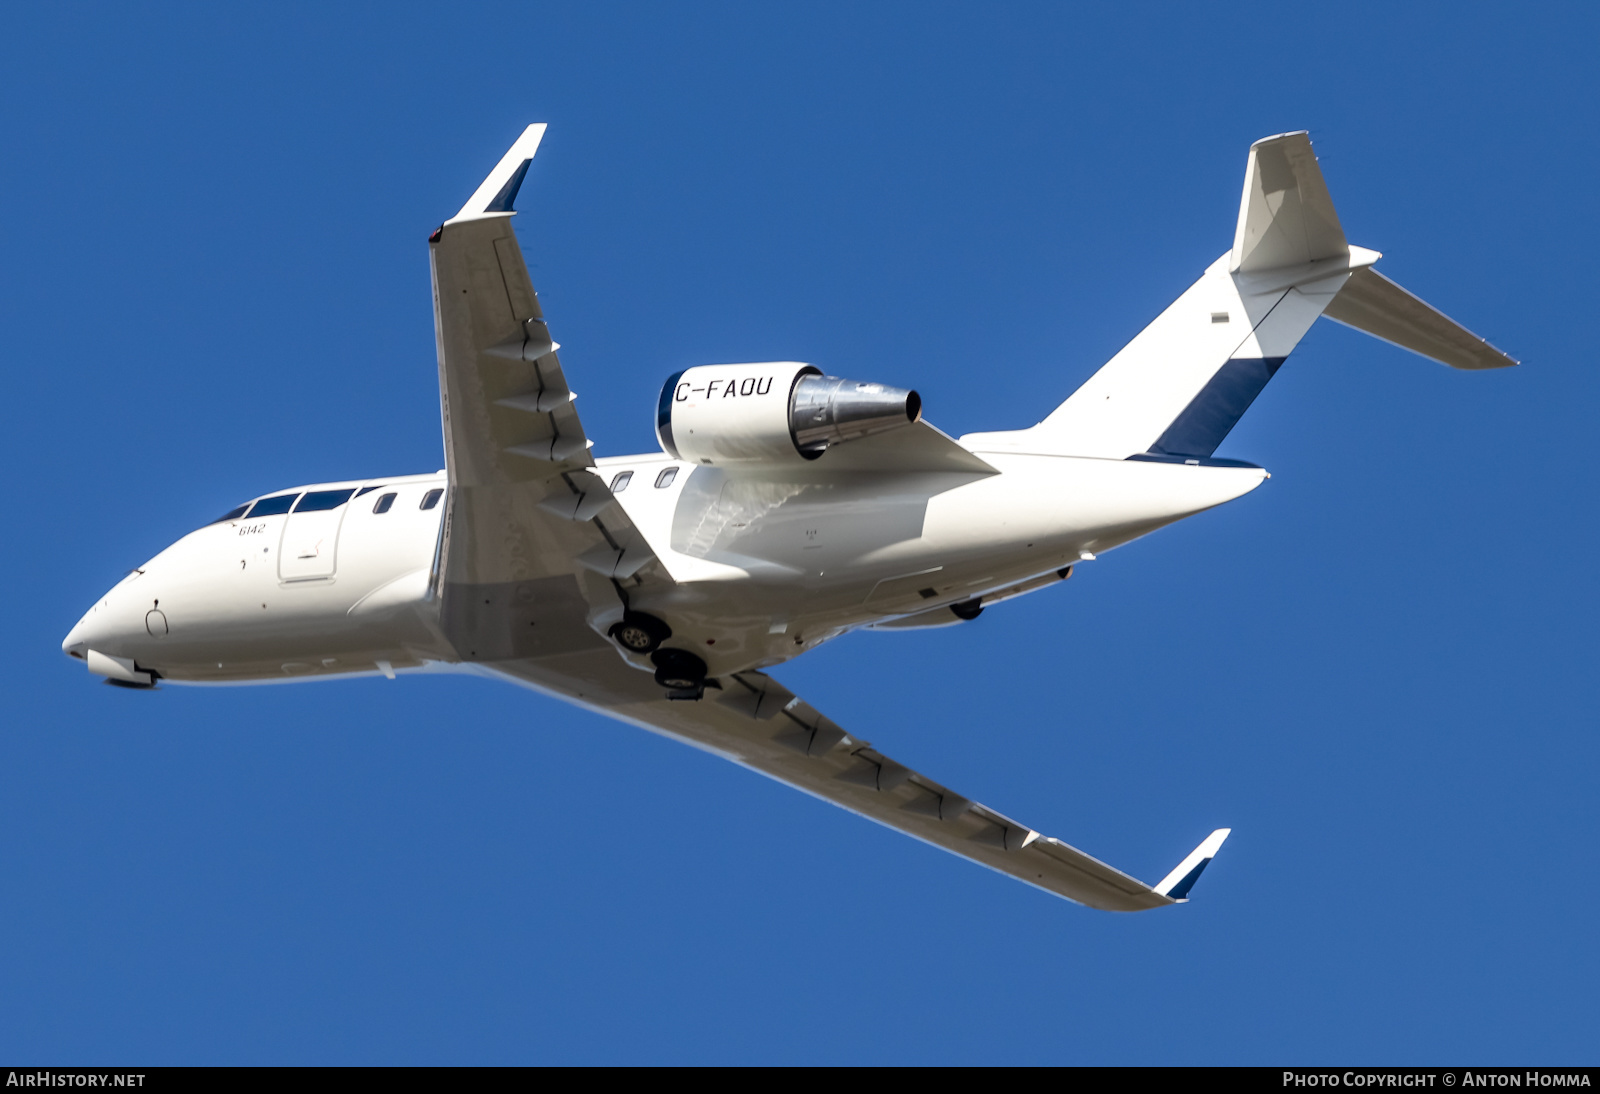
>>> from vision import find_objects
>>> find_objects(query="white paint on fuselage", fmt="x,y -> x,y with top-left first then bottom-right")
63,473 -> 452,683
599,449 -> 1265,674
63,450 -> 1267,686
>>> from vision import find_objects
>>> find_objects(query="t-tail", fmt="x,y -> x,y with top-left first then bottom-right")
962,131 -> 1517,462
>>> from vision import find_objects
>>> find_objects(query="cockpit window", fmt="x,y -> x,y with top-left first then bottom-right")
420,488 -> 443,511
293,489 -> 357,512
211,503 -> 251,524
355,484 -> 385,497
610,471 -> 633,492
654,466 -> 678,489
372,492 -> 397,514
245,493 -> 299,517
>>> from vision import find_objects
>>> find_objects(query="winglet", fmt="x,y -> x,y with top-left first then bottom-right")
1153,828 -> 1231,902
447,124 -> 547,225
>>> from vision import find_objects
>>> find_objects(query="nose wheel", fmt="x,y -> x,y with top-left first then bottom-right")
609,612 -> 672,654
652,648 -> 707,700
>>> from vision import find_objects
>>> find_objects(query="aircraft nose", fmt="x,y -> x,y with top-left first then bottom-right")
61,579 -> 135,662
64,606 -> 158,689
62,603 -> 104,661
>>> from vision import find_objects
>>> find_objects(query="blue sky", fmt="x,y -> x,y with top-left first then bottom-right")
3,2 -> 1595,1064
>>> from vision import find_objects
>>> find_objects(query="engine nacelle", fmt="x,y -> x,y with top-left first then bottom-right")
656,362 -> 921,466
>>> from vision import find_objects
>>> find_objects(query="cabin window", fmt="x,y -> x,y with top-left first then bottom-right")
610,471 -> 633,492
245,493 -> 299,517
211,503 -> 251,524
373,492 -> 397,514
420,488 -> 444,510
294,489 -> 357,512
654,467 -> 678,489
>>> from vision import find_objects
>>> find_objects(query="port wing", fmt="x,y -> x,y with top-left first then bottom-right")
429,126 -> 662,660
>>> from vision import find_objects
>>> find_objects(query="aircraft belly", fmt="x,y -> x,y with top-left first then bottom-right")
438,574 -> 612,663
482,647 -> 668,709
600,453 -> 1267,677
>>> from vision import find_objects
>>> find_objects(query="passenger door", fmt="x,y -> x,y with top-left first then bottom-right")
278,489 -> 356,581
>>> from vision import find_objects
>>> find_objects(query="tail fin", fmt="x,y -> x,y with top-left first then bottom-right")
1231,132 -> 1348,273
961,132 -> 1515,462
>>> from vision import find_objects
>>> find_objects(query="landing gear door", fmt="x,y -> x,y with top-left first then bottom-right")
279,489 -> 356,581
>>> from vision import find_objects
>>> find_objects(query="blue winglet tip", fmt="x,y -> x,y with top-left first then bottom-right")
1163,858 -> 1212,901
484,158 -> 532,214
1154,828 -> 1231,903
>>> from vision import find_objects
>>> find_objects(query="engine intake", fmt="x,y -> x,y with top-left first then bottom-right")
657,362 -> 920,466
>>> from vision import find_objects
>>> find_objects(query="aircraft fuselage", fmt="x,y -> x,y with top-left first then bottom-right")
62,450 -> 1266,687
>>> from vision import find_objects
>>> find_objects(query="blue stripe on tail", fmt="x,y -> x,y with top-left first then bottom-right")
1148,356 -> 1286,459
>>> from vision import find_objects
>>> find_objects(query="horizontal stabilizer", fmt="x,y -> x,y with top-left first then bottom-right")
1153,828 -> 1231,901
1323,266 -> 1517,370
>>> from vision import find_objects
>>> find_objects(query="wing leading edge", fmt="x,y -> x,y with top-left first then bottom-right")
487,648 -> 1229,911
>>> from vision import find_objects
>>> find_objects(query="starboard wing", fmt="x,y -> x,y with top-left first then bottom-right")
486,647 -> 1228,911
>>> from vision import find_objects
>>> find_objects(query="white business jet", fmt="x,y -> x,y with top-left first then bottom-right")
62,127 -> 1514,910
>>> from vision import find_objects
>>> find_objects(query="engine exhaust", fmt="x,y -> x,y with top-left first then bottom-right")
790,375 -> 921,458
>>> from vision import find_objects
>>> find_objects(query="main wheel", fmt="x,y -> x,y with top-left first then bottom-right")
651,647 -> 707,690
609,612 -> 671,654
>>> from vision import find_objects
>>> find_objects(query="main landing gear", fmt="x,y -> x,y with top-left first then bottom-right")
651,647 -> 708,701
609,611 -> 671,654
607,613 -> 707,699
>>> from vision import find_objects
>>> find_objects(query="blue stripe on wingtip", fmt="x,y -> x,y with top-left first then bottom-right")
484,159 -> 533,213
1163,856 -> 1213,900
1149,356 -> 1287,459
